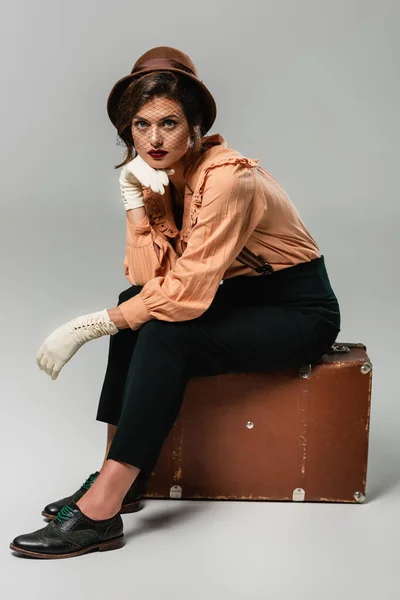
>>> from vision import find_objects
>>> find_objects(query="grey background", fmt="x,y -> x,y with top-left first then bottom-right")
1,0 -> 399,596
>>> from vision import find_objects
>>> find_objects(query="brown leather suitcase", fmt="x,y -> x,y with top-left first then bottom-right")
143,343 -> 372,504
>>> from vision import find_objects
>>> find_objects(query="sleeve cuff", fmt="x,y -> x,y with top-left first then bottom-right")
118,293 -> 153,331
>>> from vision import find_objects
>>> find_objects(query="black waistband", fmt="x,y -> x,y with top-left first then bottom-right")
223,255 -> 341,329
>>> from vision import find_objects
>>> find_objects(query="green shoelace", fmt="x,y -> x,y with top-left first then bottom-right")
56,504 -> 76,524
80,473 -> 98,491
55,473 -> 98,524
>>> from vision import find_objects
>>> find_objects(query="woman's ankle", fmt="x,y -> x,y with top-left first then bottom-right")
101,423 -> 118,468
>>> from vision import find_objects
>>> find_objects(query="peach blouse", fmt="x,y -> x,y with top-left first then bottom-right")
118,133 -> 320,330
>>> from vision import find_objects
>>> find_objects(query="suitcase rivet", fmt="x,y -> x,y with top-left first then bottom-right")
354,491 -> 366,503
360,362 -> 372,374
246,421 -> 254,429
299,364 -> 312,378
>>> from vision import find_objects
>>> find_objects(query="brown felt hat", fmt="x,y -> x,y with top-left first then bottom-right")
107,46 -> 217,135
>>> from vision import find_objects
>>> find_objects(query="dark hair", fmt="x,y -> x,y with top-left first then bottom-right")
113,71 -> 209,194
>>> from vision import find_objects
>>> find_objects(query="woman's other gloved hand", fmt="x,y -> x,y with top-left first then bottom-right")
36,309 -> 119,380
119,154 -> 175,211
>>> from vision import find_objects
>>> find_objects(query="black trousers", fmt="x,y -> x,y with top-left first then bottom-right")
96,255 -> 340,481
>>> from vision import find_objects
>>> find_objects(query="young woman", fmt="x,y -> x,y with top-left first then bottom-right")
10,46 -> 341,559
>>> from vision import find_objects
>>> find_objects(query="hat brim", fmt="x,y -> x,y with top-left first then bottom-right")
107,68 -> 216,134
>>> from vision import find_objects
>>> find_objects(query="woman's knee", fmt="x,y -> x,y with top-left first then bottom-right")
137,319 -> 196,359
139,318 -> 192,340
117,285 -> 143,306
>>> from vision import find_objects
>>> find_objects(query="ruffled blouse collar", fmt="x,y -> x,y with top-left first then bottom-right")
143,132 -> 239,241
201,133 -> 227,148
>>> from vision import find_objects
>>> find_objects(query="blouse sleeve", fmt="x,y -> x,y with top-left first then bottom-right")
122,213 -> 179,286
118,161 -> 266,330
123,252 -> 130,279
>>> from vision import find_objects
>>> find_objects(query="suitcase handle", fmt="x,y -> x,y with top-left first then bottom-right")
325,342 -> 366,354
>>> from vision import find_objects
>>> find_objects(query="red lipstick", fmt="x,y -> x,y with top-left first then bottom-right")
148,150 -> 168,158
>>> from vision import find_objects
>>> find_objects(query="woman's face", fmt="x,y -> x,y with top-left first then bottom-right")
131,96 -> 191,168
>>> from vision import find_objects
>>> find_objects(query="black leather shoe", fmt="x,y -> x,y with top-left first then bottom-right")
10,501 -> 124,559
42,471 -> 144,519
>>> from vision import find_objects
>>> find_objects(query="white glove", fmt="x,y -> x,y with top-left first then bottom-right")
36,309 -> 119,380
119,154 -> 175,211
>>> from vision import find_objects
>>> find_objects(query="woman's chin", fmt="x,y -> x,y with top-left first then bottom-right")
146,154 -> 173,166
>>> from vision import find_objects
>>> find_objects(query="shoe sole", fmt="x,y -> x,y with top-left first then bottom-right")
41,499 -> 142,520
9,534 -> 125,559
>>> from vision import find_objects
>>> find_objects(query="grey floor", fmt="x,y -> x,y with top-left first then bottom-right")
3,485 -> 399,599
3,363 -> 399,600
